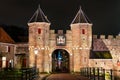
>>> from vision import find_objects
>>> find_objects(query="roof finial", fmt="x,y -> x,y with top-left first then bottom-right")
38,4 -> 40,8
38,4 -> 41,11
80,6 -> 82,10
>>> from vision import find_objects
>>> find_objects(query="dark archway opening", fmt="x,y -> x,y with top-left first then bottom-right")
52,49 -> 70,73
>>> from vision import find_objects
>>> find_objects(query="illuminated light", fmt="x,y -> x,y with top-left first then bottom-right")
41,47 -> 44,50
34,48 -> 38,55
9,60 -> 12,63
2,57 -> 6,61
112,48 -> 115,51
76,47 -> 78,49
70,54 -> 72,56
58,57 -> 62,60
79,47 -> 82,49
28,47 -> 31,50
49,54 -> 51,57
85,48 -> 89,49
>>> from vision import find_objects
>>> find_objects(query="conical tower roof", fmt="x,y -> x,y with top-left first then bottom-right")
71,7 -> 91,24
28,5 -> 50,23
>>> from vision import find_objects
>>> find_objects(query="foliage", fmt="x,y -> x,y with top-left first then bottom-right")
0,68 -> 22,80
0,67 -> 39,80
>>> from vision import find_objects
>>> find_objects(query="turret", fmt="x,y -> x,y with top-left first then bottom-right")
70,7 -> 92,71
28,5 -> 50,72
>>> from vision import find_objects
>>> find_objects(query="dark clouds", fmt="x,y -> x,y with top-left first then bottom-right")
0,0 -> 120,35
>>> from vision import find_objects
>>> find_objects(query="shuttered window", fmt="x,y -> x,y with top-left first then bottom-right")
82,29 -> 85,34
38,28 -> 41,34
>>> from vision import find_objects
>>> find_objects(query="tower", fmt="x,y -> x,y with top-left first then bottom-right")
28,5 -> 50,72
70,7 -> 92,72
28,6 -> 92,73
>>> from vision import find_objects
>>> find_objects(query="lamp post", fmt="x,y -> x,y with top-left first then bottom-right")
34,48 -> 38,68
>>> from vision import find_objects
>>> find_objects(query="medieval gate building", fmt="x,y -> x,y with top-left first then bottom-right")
0,6 -> 120,75
28,6 -> 92,73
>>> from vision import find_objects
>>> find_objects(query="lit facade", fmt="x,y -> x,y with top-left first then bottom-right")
0,7 -> 120,74
28,22 -> 92,72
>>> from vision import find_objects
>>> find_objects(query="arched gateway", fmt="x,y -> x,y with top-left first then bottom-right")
52,49 -> 70,73
28,6 -> 92,73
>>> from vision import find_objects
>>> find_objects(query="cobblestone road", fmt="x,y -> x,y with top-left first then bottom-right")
45,73 -> 90,80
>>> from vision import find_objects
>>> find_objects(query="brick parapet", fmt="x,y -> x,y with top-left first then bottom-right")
66,30 -> 72,34
93,35 -> 120,39
93,35 -> 120,51
50,30 -> 55,34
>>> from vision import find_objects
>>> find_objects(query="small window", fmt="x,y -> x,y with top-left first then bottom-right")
82,29 -> 85,34
8,46 -> 10,52
6,46 -> 10,52
38,28 -> 41,34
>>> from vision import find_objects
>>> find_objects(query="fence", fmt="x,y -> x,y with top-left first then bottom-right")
80,67 -> 120,80
0,67 -> 39,80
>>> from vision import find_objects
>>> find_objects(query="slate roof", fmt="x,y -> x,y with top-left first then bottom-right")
28,5 -> 50,23
90,37 -> 112,59
71,7 -> 91,24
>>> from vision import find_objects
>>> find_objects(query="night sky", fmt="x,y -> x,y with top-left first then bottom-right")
0,0 -> 120,35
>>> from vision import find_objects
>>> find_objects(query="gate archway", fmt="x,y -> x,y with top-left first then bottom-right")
52,49 -> 70,73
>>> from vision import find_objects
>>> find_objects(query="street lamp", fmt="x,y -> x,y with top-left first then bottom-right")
34,48 -> 38,68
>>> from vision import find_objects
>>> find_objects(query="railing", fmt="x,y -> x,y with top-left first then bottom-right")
80,67 -> 120,80
0,67 -> 39,80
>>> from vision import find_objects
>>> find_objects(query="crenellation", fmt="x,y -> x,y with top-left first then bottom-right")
108,35 -> 114,39
100,35 -> 105,39
93,35 -> 120,39
66,30 -> 72,34
116,35 -> 120,39
93,35 -> 97,39
50,30 -> 55,34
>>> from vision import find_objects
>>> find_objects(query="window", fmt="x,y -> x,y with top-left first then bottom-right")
38,28 -> 41,34
82,29 -> 85,34
6,46 -> 10,52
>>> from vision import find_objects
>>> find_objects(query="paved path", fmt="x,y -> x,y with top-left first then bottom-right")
42,73 -> 90,80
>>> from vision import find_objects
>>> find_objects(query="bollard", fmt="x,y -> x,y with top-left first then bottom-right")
110,69 -> 112,80
93,68 -> 95,80
90,67 -> 91,79
103,69 -> 105,80
87,67 -> 89,78
97,68 -> 99,80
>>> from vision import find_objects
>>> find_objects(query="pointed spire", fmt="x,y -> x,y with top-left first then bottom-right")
71,6 -> 91,24
28,4 -> 50,23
